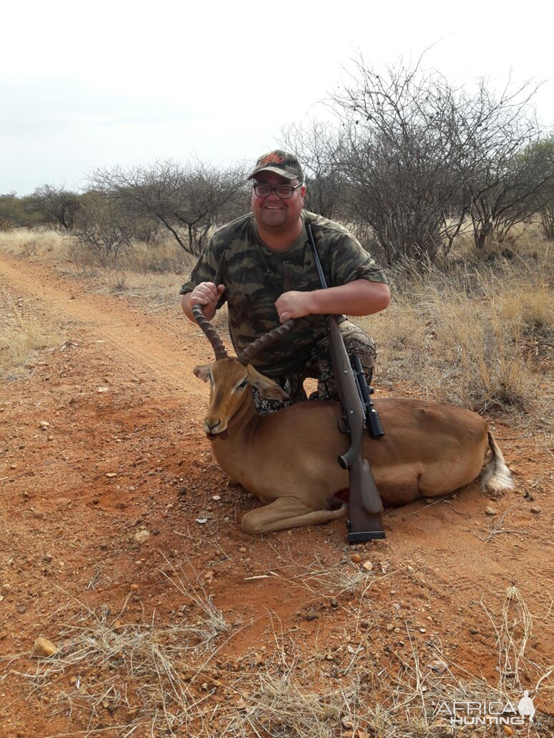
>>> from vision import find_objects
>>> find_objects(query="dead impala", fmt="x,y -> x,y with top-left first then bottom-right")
192,306 -> 513,536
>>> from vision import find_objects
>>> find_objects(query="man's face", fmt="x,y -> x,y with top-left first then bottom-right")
251,171 -> 306,231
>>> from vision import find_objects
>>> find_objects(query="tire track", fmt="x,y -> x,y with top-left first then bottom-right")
0,252 -> 208,406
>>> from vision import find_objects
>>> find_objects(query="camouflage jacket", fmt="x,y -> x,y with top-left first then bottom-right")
180,210 -> 388,376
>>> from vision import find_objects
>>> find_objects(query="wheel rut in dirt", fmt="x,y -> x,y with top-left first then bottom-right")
0,252 -> 206,407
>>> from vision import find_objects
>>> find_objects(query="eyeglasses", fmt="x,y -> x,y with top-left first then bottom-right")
252,182 -> 303,200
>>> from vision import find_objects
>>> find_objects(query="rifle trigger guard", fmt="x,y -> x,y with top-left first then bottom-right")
337,417 -> 349,434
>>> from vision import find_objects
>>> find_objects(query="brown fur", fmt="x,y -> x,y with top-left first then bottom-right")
194,358 -> 513,535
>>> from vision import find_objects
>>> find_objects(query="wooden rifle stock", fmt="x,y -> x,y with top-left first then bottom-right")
327,317 -> 386,541
306,223 -> 385,542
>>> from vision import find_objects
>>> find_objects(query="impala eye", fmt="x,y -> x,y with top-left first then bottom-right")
236,379 -> 248,390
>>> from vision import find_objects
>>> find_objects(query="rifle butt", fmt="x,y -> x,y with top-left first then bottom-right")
347,458 -> 386,542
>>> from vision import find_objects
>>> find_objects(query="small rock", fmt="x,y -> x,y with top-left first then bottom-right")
130,583 -> 139,591
235,697 -> 247,710
424,498 -> 433,504
485,506 -> 497,516
429,659 -> 448,674
239,547 -> 247,553
32,637 -> 57,658
134,529 -> 150,544
419,627 -> 426,633
362,560 -> 373,572
96,387 -> 110,394
469,627 -> 478,635
43,554 -> 53,563
330,598 -> 338,609
195,518 -> 208,524
503,726 -> 515,736
304,610 -> 319,621
39,421 -> 50,430
530,506 -> 541,514
212,495 -> 221,501
105,472 -> 117,478
350,553 -> 362,564
17,605 -> 27,614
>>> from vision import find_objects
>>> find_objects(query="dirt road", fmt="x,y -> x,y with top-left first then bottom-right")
1,252 -> 552,736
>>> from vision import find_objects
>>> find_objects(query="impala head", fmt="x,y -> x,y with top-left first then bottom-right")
193,358 -> 288,437
191,302 -> 293,438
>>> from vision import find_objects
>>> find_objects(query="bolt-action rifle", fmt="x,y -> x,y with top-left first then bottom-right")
306,223 -> 386,542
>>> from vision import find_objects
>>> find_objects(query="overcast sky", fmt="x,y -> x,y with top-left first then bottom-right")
1,0 -> 553,196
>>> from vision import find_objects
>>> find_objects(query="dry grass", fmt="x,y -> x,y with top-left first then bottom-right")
5,585 -> 551,737
2,572 -> 231,737
66,237 -> 196,277
0,227 -> 70,259
0,290 -> 63,378
363,244 -> 554,428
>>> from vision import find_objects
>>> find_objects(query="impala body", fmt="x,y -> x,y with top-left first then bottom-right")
193,355 -> 513,536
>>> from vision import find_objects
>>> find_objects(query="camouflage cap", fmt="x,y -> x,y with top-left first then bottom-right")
247,149 -> 304,182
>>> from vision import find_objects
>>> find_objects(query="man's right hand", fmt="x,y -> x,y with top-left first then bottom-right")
183,282 -> 225,322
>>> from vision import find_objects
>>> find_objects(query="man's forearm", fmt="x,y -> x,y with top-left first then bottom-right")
307,280 -> 390,317
275,280 -> 390,323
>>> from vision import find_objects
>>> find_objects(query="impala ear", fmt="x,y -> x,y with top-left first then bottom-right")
193,364 -> 211,383
247,366 -> 289,400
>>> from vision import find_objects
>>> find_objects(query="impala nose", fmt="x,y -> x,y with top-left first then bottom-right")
204,419 -> 221,434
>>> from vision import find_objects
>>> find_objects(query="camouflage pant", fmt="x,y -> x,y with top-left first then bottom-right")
254,321 -> 376,415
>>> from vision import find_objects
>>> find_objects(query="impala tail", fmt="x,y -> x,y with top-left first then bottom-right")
481,432 -> 514,494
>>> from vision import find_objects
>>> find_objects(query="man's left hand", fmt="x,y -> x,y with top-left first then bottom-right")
275,291 -> 313,323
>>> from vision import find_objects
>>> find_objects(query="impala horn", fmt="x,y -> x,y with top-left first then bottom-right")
191,255 -> 229,360
237,320 -> 295,365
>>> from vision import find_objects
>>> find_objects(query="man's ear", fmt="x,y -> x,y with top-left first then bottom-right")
193,364 -> 211,382
247,366 -> 289,401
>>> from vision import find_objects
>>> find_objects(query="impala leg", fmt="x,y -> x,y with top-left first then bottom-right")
241,496 -> 347,536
